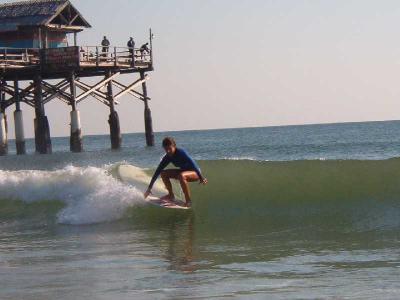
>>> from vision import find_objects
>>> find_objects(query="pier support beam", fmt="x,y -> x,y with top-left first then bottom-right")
69,73 -> 83,152
33,76 -> 52,154
13,80 -> 26,155
140,71 -> 154,147
106,72 -> 122,150
0,80 -> 8,156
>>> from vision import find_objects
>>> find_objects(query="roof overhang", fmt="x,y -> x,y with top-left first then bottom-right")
45,1 -> 91,29
0,0 -> 91,33
45,24 -> 85,33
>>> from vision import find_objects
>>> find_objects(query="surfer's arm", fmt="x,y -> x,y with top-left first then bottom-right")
147,156 -> 170,191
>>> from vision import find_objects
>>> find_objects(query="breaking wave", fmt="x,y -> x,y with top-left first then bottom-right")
0,165 -> 146,225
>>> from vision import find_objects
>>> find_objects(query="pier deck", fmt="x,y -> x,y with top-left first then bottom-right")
0,46 -> 153,80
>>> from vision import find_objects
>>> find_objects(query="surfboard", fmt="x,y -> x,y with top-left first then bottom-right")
146,196 -> 191,210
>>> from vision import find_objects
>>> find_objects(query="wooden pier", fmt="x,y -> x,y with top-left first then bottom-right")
0,0 -> 155,155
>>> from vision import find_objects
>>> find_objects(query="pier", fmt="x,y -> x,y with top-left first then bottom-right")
0,0 -> 155,155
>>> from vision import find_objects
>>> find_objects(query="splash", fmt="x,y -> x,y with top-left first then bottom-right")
0,165 -> 146,225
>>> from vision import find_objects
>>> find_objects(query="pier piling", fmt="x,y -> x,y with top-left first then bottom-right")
0,80 -> 8,156
13,80 -> 26,155
0,112 -> 7,156
69,73 -> 83,153
14,110 -> 25,155
107,72 -> 122,150
33,76 -> 52,154
140,71 -> 155,147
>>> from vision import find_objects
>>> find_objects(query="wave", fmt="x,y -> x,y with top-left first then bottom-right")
1,159 -> 400,228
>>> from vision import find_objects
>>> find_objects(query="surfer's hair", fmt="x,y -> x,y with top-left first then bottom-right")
162,137 -> 176,148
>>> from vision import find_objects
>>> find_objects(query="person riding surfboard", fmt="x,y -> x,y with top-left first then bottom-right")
144,137 -> 208,207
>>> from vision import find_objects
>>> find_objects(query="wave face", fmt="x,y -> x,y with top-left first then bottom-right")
195,159 -> 400,203
1,159 -> 400,230
191,159 -> 400,232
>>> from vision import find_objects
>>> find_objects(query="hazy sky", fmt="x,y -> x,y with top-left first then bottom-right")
5,0 -> 400,138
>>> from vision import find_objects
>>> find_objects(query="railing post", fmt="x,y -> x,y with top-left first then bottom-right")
131,48 -> 135,68
114,47 -> 117,67
96,46 -> 99,67
149,28 -> 154,68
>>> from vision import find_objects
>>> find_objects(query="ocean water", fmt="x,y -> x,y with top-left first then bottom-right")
1,121 -> 400,299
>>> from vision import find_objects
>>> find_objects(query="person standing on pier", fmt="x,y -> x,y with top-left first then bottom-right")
101,36 -> 110,56
127,37 -> 135,57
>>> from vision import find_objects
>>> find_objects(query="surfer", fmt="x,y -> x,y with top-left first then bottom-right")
144,137 -> 208,207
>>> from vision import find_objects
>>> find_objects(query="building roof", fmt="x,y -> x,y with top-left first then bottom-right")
0,0 -> 91,32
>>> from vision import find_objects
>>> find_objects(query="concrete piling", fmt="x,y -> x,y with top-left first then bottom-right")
140,71 -> 154,147
13,80 -> 26,155
70,110 -> 82,153
0,112 -> 7,156
0,80 -> 8,156
108,111 -> 121,150
34,76 -> 52,154
14,110 -> 26,155
69,73 -> 83,152
106,72 -> 122,150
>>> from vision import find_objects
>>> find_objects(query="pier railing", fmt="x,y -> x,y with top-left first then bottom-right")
79,46 -> 152,68
0,46 -> 152,70
0,48 -> 40,68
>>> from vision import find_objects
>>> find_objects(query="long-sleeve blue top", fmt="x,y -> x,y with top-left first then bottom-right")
148,148 -> 203,190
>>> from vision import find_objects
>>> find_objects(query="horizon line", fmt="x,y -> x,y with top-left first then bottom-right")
9,118 -> 400,141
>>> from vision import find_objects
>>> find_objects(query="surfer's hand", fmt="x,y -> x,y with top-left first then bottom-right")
200,178 -> 208,185
144,189 -> 152,199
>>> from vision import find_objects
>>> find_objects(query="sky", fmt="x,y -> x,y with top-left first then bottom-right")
4,0 -> 400,138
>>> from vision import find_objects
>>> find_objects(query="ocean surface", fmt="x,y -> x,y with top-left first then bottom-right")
1,121 -> 400,299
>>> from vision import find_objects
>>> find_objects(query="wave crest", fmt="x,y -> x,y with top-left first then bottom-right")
0,165 -> 145,225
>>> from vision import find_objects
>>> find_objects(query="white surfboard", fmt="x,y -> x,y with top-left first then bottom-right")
116,164 -> 191,210
146,196 -> 191,210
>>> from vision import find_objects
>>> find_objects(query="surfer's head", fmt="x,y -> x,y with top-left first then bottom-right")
162,137 -> 177,156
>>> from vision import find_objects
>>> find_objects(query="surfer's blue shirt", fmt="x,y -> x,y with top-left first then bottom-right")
148,148 -> 203,189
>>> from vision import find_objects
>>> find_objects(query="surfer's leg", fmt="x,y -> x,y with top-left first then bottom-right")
161,169 -> 181,199
178,171 -> 199,206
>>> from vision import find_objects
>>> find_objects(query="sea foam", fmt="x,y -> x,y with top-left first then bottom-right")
0,165 -> 146,225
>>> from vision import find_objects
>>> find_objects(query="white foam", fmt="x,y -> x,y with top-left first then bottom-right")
222,156 -> 261,161
0,165 -> 147,225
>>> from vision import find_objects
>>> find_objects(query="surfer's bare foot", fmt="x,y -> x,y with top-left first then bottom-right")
185,201 -> 192,208
161,194 -> 174,200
